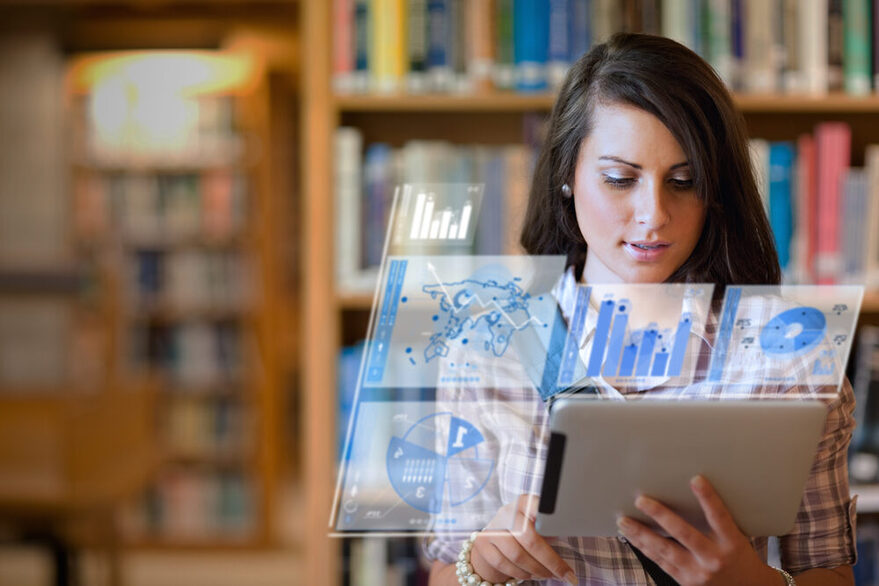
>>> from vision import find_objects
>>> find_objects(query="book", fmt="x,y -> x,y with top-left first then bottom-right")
840,168 -> 869,283
794,133 -> 818,283
466,0 -> 494,92
353,0 -> 371,92
493,0 -> 516,89
800,0 -> 829,94
569,0 -> 592,62
333,0 -> 356,92
744,0 -> 775,92
407,0 -> 429,92
335,127 -> 366,291
548,0 -> 572,88
707,0 -> 734,87
427,0 -> 453,90
843,0 -> 873,95
781,0 -> 803,91
814,122 -> 851,284
865,146 -> 879,288
513,0 -> 550,91
371,0 -> 406,92
828,0 -> 845,91
768,142 -> 795,273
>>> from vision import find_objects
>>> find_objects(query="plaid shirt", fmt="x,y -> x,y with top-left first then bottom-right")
423,269 -> 857,584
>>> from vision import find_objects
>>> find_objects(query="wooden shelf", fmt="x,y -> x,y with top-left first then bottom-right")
334,91 -> 879,114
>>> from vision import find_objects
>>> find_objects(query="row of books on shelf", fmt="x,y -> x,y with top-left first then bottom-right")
162,395 -> 251,459
128,249 -> 255,313
333,0 -> 879,96
334,126 -> 537,293
74,170 -> 249,246
125,466 -> 255,540
752,124 -> 879,286
77,94 -> 244,166
130,321 -> 248,388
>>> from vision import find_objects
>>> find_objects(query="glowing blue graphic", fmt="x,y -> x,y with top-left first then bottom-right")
422,278 -> 539,363
560,284 -> 712,387
760,307 -> 826,355
386,413 -> 494,514
707,285 -> 863,392
362,255 -> 566,389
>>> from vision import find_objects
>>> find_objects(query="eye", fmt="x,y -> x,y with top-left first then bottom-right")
602,175 -> 636,190
668,178 -> 694,191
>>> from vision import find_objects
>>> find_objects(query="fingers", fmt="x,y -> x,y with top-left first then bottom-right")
690,475 -> 741,542
472,496 -> 577,584
616,516 -> 689,578
632,494 -> 717,563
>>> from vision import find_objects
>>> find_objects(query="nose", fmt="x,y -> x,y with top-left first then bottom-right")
633,181 -> 671,229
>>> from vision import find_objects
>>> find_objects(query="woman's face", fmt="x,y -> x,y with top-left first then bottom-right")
572,103 -> 707,284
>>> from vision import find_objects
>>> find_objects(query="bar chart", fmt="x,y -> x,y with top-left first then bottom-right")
558,284 -> 713,387
390,184 -> 484,250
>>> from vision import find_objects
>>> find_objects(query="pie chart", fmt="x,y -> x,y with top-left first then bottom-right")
386,412 -> 494,514
759,306 -> 826,356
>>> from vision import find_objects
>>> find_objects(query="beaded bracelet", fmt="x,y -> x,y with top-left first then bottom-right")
455,531 -> 519,586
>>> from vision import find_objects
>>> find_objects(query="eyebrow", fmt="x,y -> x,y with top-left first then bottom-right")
598,155 -> 690,171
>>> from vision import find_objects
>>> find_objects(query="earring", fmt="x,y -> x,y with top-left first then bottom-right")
561,184 -> 572,198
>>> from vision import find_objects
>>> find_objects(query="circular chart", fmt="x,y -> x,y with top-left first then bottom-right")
386,412 -> 494,514
759,307 -> 826,356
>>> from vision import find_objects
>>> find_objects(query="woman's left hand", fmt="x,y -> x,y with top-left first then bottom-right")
616,475 -> 782,585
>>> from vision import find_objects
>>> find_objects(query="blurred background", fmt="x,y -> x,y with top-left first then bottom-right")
2,1 -> 879,585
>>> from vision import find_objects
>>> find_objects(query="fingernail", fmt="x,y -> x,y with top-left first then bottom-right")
634,495 -> 653,512
691,475 -> 706,493
617,516 -> 634,532
564,570 -> 578,584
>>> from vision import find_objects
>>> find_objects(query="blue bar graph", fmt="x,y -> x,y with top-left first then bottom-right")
708,287 -> 742,382
667,314 -> 693,377
587,299 -> 615,376
651,351 -> 669,376
636,328 -> 658,376
559,286 -> 591,385
603,303 -> 629,376
619,343 -> 638,376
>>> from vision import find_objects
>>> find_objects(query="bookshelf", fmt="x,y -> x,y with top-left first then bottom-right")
301,3 -> 879,585
66,50 -> 284,548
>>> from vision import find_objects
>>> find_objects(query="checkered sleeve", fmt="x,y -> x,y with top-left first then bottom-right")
779,376 -> 858,573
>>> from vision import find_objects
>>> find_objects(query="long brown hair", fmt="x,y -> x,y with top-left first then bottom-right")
520,33 -> 781,287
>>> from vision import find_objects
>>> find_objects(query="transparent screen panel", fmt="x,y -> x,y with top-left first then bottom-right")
707,285 -> 863,396
333,392 -> 546,536
362,255 -> 567,390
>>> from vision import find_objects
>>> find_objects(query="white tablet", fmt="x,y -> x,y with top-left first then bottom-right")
535,398 -> 827,537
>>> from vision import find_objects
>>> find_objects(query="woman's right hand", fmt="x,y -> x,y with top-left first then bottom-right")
461,494 -> 577,584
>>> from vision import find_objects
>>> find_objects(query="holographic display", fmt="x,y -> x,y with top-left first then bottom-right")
334,397 -> 543,534
707,285 -> 863,393
362,255 -> 567,389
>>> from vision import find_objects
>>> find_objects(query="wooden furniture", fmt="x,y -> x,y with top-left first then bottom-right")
0,381 -> 157,586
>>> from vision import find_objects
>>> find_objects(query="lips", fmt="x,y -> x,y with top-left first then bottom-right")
624,240 -> 671,261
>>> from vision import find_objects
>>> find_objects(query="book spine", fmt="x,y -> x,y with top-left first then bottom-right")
548,0 -> 572,88
427,0 -> 453,90
745,0 -> 776,92
514,0 -> 550,91
690,0 -> 706,58
662,0 -> 691,49
866,145 -> 879,287
843,0 -> 872,95
334,127 -> 364,290
371,0 -> 405,92
353,0 -> 371,92
768,142 -> 795,272
814,122 -> 852,284
407,0 -> 429,92
494,0 -> 516,89
466,0 -> 495,92
801,0 -> 829,94
640,0 -> 661,35
333,0 -> 356,93
449,0 -> 470,91
593,0 -> 619,44
840,168 -> 869,281
569,0 -> 592,61
707,0 -> 734,87
781,0 -> 802,92
874,0 -> 879,89
622,0 -> 642,32
794,133 -> 816,283
828,0 -> 845,91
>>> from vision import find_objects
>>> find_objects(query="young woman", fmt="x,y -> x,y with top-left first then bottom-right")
424,34 -> 856,585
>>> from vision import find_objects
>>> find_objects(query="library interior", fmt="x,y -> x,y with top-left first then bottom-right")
2,0 -> 879,585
